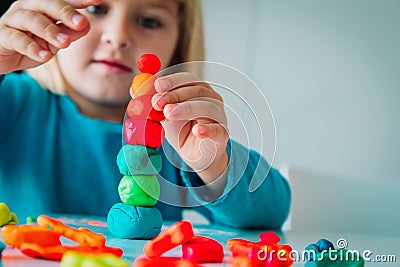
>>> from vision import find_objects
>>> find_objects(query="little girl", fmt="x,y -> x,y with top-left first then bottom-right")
0,0 -> 290,229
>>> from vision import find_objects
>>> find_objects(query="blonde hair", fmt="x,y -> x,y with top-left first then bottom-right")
27,0 -> 205,94
171,0 -> 205,64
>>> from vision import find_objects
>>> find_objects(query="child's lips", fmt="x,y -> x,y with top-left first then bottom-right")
93,59 -> 133,73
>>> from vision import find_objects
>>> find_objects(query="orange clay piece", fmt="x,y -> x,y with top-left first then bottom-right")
232,256 -> 253,267
228,241 -> 265,258
227,238 -> 266,266
133,256 -> 198,267
1,225 -> 61,248
19,243 -> 124,261
144,220 -> 194,258
227,238 -> 293,267
226,238 -> 256,252
37,215 -> 106,247
130,73 -> 157,97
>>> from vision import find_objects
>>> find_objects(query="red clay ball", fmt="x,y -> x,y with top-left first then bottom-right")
138,54 -> 161,74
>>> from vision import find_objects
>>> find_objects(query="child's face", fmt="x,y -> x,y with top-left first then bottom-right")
57,0 -> 179,105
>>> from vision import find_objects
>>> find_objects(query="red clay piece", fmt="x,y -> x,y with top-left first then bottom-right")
144,220 -> 194,258
258,231 -> 280,245
19,243 -> 123,261
264,244 -> 293,267
137,54 -> 161,74
182,236 -> 224,263
124,118 -> 165,148
133,256 -> 198,267
127,95 -> 165,122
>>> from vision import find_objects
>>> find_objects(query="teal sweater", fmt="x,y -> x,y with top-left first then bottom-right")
0,73 -> 290,229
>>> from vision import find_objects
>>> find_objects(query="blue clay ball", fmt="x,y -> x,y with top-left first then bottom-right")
316,238 -> 334,251
0,241 -> 6,255
107,203 -> 162,239
304,243 -> 320,261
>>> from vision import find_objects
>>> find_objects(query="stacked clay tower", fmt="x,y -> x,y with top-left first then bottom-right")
107,54 -> 165,239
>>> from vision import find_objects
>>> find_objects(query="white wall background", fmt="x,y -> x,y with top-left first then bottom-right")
201,0 -> 400,182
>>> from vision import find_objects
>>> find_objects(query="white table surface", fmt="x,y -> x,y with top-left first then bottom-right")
1,215 -> 399,266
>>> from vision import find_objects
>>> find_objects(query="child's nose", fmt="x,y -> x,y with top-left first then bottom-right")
101,20 -> 131,49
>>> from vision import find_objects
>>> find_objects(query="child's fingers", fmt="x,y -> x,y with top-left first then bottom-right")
152,85 -> 223,110
192,123 -> 229,141
155,72 -> 208,93
154,72 -> 198,92
57,21 -> 90,43
19,0 -> 89,31
5,9 -> 72,49
0,27 -> 52,62
163,99 -> 227,125
65,0 -> 103,9
1,0 -> 97,53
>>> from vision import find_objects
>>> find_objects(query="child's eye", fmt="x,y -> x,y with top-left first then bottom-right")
87,5 -> 108,15
137,17 -> 161,29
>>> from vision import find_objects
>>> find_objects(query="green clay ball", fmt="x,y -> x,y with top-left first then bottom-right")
305,249 -> 365,267
61,250 -> 130,267
116,145 -> 162,175
0,203 -> 18,226
118,175 -> 160,206
26,216 -> 37,224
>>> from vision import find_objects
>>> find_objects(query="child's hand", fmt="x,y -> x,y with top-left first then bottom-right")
153,72 -> 229,184
0,0 -> 101,74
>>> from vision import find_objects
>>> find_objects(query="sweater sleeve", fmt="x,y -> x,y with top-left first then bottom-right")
0,73 -> 29,141
0,72 -> 50,144
180,139 -> 291,229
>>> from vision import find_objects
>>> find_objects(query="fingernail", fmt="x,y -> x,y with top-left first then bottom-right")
38,50 -> 49,59
197,125 -> 206,135
156,79 -> 170,91
156,96 -> 167,109
56,33 -> 68,44
165,104 -> 177,116
72,14 -> 84,26
87,0 -> 102,4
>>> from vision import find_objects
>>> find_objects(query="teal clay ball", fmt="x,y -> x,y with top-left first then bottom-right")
107,203 -> 162,239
